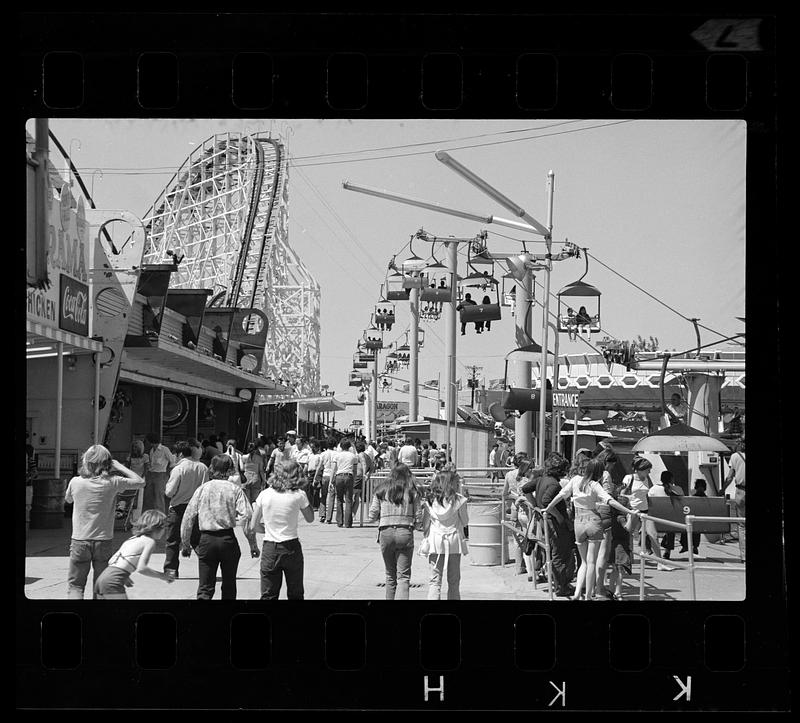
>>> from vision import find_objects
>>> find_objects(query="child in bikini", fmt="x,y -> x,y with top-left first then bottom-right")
94,510 -> 174,599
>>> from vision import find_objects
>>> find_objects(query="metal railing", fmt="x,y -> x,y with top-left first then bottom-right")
501,502 -> 554,600
635,512 -> 746,601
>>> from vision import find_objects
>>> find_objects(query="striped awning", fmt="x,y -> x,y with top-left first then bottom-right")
26,319 -> 103,356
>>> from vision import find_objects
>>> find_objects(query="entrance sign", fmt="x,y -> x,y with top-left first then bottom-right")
552,391 -> 580,410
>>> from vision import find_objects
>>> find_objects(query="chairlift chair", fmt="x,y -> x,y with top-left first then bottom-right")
459,262 -> 502,329
374,302 -> 396,331
386,271 -> 411,301
362,325 -> 384,350
352,352 -> 368,369
557,250 -> 601,337
349,370 -> 365,386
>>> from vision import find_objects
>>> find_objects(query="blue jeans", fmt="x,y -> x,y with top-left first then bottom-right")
260,538 -> 305,600
427,553 -> 462,600
379,527 -> 414,600
334,474 -> 354,527
68,538 -> 115,599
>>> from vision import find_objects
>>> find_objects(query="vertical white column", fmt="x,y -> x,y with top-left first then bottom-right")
445,242 -> 458,452
410,284 -> 420,422
93,352 -> 101,443
55,342 -> 64,478
514,271 -> 533,458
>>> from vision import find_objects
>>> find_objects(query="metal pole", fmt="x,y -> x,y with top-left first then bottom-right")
93,353 -> 101,443
687,516 -> 697,601
410,284 -> 420,422
537,171 -> 555,468
639,518 -> 646,601
514,270 -> 533,458
370,358 -> 378,443
54,342 -> 64,479
445,242 -> 458,453
551,322 -> 560,452
572,409 -> 578,460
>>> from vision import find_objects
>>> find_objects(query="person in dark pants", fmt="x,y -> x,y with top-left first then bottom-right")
249,461 -> 315,600
180,455 -> 251,600
163,440 -> 208,579
330,439 -> 359,528
533,452 -> 575,598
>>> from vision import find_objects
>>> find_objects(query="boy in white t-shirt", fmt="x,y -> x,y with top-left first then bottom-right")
249,461 -> 314,600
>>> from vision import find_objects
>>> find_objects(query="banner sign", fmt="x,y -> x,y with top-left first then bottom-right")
26,183 -> 91,334
59,274 -> 89,335
376,401 -> 410,424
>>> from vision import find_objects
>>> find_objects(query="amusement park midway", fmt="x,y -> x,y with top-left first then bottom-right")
24,118 -> 746,603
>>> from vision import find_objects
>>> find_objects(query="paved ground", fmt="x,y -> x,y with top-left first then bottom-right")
23,510 -> 745,601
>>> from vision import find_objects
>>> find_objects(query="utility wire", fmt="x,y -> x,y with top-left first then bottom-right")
292,164 -> 387,277
290,120 -> 636,168
585,251 -> 733,341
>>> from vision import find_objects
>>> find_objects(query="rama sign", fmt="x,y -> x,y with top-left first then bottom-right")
26,183 -> 90,334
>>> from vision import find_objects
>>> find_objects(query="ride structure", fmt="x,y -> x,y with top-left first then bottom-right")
140,131 -> 321,395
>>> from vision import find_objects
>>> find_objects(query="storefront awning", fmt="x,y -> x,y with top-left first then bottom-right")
259,395 -> 346,413
26,319 -> 103,357
122,338 -> 292,394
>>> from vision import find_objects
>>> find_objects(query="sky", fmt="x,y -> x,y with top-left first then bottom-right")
34,118 -> 746,427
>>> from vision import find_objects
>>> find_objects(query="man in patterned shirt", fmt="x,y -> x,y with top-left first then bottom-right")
180,454 -> 252,600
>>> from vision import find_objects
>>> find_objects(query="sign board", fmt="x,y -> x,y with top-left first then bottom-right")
59,274 -> 89,335
604,419 -> 651,437
552,391 -> 581,410
26,183 -> 91,334
351,419 -> 363,426
376,401 -> 410,424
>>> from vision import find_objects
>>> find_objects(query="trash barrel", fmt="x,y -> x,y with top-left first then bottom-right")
30,478 -> 66,529
468,500 -> 503,566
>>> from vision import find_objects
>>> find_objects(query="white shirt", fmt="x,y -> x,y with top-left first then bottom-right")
559,475 -> 614,512
621,474 -> 651,511
145,444 -> 175,473
398,444 -> 418,467
333,450 -> 358,476
365,444 -> 377,461
489,448 -> 497,466
253,487 -> 310,542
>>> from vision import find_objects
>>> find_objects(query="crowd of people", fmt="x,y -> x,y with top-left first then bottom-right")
501,440 -> 739,600
60,429 -> 744,601
62,429 -> 471,601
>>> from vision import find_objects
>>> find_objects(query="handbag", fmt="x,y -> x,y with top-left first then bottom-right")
418,535 -> 431,557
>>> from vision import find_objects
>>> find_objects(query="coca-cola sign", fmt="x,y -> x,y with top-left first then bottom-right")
59,274 -> 89,335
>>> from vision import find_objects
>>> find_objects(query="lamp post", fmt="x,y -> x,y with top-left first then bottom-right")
537,170 -> 555,466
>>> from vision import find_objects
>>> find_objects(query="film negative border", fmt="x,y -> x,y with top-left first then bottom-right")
17,10 -> 784,712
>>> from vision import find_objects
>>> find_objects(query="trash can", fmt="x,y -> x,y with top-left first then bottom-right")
468,500 -> 503,566
30,478 -> 66,529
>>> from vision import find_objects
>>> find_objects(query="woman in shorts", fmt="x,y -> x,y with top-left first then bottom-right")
542,459 -> 640,600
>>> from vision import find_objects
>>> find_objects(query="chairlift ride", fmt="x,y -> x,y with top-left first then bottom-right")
557,248 -> 601,338
349,370 -> 365,387
374,290 -> 396,331
458,253 -> 502,330
385,271 -> 411,301
352,352 -> 368,369
362,320 -> 384,350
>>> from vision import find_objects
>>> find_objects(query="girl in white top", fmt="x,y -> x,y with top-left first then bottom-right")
249,461 -> 315,600
621,457 -> 672,571
543,459 -> 639,601
421,470 -> 469,600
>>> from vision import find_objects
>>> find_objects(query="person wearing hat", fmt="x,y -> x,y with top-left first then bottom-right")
212,325 -> 227,360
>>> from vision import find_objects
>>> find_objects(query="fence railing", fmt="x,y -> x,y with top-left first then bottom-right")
635,512 -> 746,601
